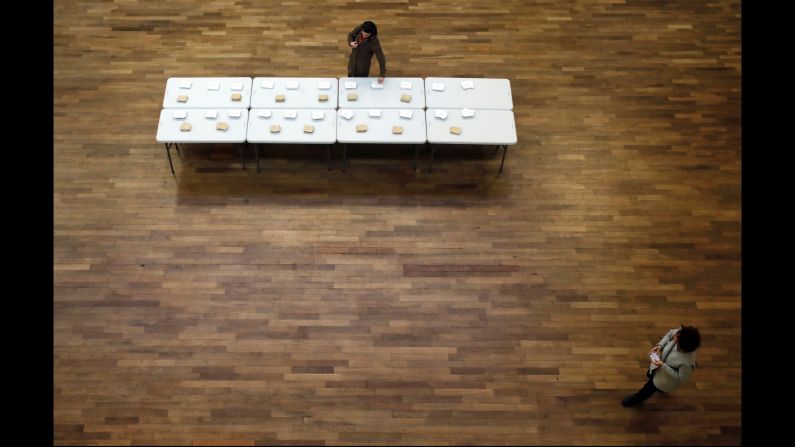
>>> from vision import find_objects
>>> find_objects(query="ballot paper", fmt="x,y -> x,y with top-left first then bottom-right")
261,80 -> 274,89
340,110 -> 354,120
371,81 -> 384,89
228,110 -> 241,118
284,110 -> 297,119
400,81 -> 412,90
179,80 -> 192,89
230,82 -> 243,91
461,108 -> 475,118
460,80 -> 475,90
286,81 -> 299,90
258,109 -> 272,118
311,111 -> 324,120
368,109 -> 381,118
318,81 -> 331,90
399,109 -> 413,119
344,81 -> 357,89
207,81 -> 220,90
172,110 -> 187,119
432,83 -> 445,91
434,110 -> 448,120
204,110 -> 218,119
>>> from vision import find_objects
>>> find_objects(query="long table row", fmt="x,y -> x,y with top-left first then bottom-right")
162,77 -> 514,110
156,108 -> 517,174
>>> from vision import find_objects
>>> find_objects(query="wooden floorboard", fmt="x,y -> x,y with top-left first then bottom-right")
55,0 -> 741,444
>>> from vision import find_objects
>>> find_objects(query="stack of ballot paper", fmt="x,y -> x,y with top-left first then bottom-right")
173,110 -> 187,119
432,83 -> 445,91
284,110 -> 297,119
230,82 -> 243,91
340,110 -> 354,120
258,109 -> 272,118
368,109 -> 381,118
400,81 -> 412,90
261,80 -> 274,89
229,110 -> 241,118
318,81 -> 331,90
179,80 -> 192,89
399,110 -> 413,119
207,81 -> 220,90
434,110 -> 448,120
286,81 -> 299,90
460,80 -> 474,90
345,81 -> 357,89
204,110 -> 218,119
371,81 -> 384,89
312,111 -> 324,120
461,108 -> 475,118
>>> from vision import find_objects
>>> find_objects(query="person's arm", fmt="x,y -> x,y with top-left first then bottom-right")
656,328 -> 677,349
348,26 -> 361,48
374,40 -> 386,78
659,361 -> 693,385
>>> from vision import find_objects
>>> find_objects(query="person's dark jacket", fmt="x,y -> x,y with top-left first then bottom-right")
347,25 -> 386,77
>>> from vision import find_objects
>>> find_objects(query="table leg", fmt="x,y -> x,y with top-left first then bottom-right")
239,143 -> 246,170
499,145 -> 508,174
164,143 -> 175,175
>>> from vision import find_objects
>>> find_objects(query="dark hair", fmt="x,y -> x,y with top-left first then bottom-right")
362,21 -> 377,36
677,325 -> 701,352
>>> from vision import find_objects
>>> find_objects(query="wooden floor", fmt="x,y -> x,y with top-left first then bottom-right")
54,0 -> 741,445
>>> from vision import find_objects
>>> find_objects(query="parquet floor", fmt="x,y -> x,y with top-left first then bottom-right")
54,0 -> 741,444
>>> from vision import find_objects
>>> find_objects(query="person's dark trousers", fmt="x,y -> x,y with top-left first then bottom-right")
622,370 -> 661,407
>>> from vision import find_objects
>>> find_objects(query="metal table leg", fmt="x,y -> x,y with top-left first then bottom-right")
239,143 -> 246,170
164,143 -> 175,174
499,145 -> 508,174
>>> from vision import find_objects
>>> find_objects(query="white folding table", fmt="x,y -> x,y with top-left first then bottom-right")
155,108 -> 249,173
425,109 -> 517,173
336,108 -> 427,171
162,77 -> 253,109
251,77 -> 338,109
424,77 -> 513,110
247,109 -> 337,172
337,77 -> 425,109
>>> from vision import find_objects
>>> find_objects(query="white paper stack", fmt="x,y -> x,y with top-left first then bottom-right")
284,110 -> 297,119
204,110 -> 218,119
371,81 -> 384,89
262,80 -> 274,89
230,82 -> 243,91
432,83 -> 445,91
229,110 -> 241,118
286,81 -> 299,90
400,81 -> 412,90
258,109 -> 272,118
461,108 -> 475,118
345,81 -> 357,89
340,110 -> 354,120
368,109 -> 381,118
207,81 -> 220,91
179,80 -> 192,89
173,110 -> 187,119
460,80 -> 475,90
435,110 -> 448,120
311,111 -> 324,120
318,81 -> 331,90
399,110 -> 413,119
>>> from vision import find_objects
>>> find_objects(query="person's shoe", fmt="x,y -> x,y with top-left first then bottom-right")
621,396 -> 637,407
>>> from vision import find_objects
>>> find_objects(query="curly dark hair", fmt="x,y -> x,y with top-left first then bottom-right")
677,325 -> 701,352
362,21 -> 378,36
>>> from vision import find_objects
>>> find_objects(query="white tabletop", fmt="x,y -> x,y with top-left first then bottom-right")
156,108 -> 248,143
247,109 -> 336,144
338,77 -> 425,109
336,109 -> 426,144
163,77 -> 252,109
425,109 -> 517,145
424,78 -> 513,110
251,77 -> 338,109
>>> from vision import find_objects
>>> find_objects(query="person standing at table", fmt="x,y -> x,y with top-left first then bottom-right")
622,325 -> 701,407
347,21 -> 386,83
